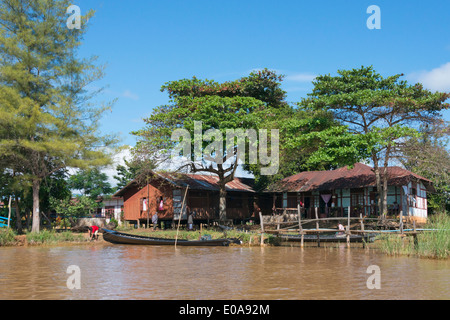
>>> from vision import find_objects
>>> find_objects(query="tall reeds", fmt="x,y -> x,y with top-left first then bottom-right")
377,213 -> 450,259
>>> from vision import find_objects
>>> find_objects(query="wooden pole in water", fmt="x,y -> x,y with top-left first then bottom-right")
412,220 -> 418,248
314,207 -> 320,247
399,210 -> 404,236
146,177 -> 150,229
347,207 -> 351,248
259,212 -> 264,246
360,213 -> 365,248
175,186 -> 189,248
348,206 -> 351,228
298,204 -> 304,248
346,226 -> 350,248
7,196 -> 12,228
315,207 -> 319,230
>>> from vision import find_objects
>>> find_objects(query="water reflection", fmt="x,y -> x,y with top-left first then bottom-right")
0,244 -> 448,300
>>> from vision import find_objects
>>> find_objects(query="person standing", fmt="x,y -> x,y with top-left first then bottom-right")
152,212 -> 158,230
188,212 -> 194,231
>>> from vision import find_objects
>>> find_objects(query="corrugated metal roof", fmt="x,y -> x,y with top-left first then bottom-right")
266,163 -> 433,193
161,173 -> 255,192
113,171 -> 255,197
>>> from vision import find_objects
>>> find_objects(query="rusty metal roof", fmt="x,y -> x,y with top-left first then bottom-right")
266,163 -> 433,193
160,172 -> 255,193
113,171 -> 255,197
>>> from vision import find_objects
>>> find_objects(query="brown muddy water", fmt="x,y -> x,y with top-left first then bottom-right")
0,244 -> 448,300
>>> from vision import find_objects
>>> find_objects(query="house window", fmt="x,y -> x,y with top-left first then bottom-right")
351,189 -> 365,207
104,206 -> 115,218
140,197 -> 148,212
410,188 -> 417,208
287,194 -> 298,208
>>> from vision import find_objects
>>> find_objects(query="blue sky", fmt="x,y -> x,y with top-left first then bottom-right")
74,0 -> 450,155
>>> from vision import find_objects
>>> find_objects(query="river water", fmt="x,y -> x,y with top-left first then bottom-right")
0,243 -> 448,300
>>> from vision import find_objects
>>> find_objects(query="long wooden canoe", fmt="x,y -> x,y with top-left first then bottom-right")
278,233 -> 375,243
102,228 -> 238,246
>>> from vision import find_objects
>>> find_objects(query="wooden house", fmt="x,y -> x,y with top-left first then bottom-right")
113,171 -> 256,226
264,163 -> 433,223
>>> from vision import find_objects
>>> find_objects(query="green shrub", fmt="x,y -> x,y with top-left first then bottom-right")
0,228 -> 16,246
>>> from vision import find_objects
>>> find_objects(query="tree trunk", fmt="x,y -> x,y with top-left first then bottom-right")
219,184 -> 227,222
382,167 -> 389,217
372,155 -> 384,218
381,145 -> 392,218
14,196 -> 23,234
31,179 -> 41,233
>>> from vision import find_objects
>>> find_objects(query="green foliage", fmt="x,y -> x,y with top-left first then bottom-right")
301,66 -> 449,168
377,213 -> 450,259
299,65 -> 450,215
113,159 -> 139,190
132,68 -> 289,220
50,195 -> 99,218
25,230 -> 85,244
133,68 -> 287,164
0,0 -> 119,232
398,123 -> 450,214
68,168 -> 113,199
0,228 -> 16,245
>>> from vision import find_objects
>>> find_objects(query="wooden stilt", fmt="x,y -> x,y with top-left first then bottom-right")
298,204 -> 304,248
259,212 -> 264,246
315,207 -> 319,230
175,186 -> 189,248
399,210 -> 404,236
346,226 -> 350,248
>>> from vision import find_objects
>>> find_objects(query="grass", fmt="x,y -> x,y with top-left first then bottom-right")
25,230 -> 86,245
376,213 -> 450,259
0,228 -> 17,246
0,228 -> 88,246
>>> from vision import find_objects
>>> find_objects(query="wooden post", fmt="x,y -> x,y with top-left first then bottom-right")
347,208 -> 351,248
175,186 -> 189,248
146,180 -> 150,229
360,213 -> 364,231
317,232 -> 320,247
399,210 -> 404,236
413,220 -> 418,248
259,212 -> 264,246
315,207 -> 319,230
7,196 -> 12,228
346,226 -> 350,248
298,204 -> 304,248
297,204 -> 303,233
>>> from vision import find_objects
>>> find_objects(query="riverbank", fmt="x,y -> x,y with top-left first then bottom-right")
375,213 -> 450,259
0,226 -> 277,247
0,228 -> 93,246
1,214 -> 448,259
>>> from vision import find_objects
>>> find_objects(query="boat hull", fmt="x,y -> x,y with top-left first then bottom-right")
279,234 -> 374,243
102,229 -> 232,246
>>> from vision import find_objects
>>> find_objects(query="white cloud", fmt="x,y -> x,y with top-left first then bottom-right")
409,62 -> 450,92
122,89 -> 139,101
285,72 -> 317,83
102,147 -> 132,187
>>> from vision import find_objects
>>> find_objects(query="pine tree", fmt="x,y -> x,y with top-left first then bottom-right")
0,0 -> 118,232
